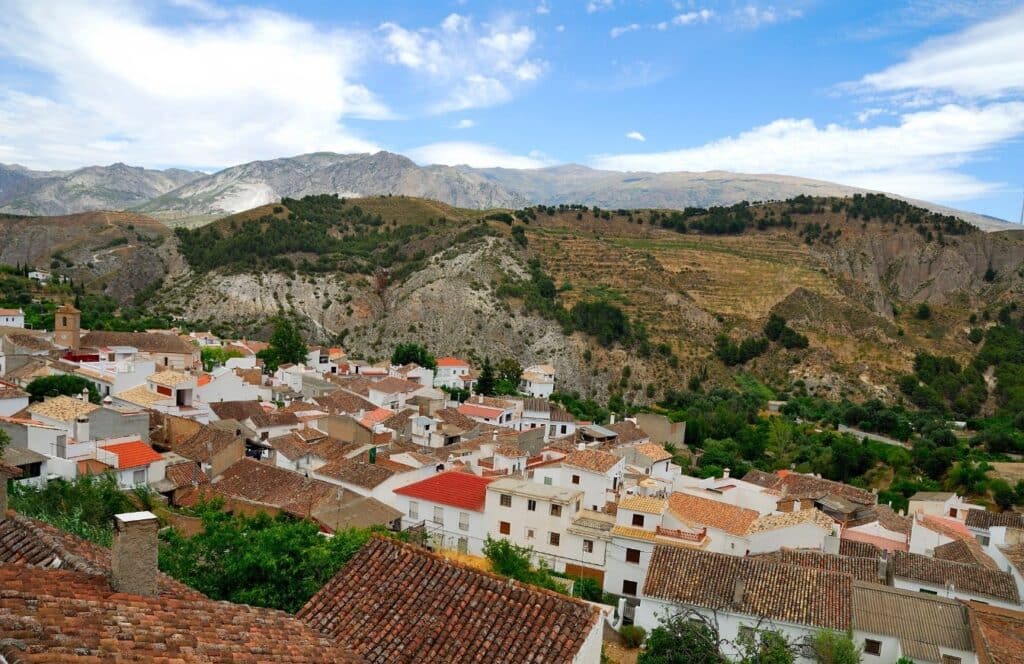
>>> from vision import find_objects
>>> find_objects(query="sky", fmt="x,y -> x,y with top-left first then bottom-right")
0,0 -> 1022,220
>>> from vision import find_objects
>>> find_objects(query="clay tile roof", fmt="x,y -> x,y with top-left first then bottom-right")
643,545 -> 852,630
313,390 -> 377,415
27,395 -> 100,422
839,538 -> 884,559
249,410 -> 299,429
0,380 -> 28,400
0,513 -> 203,600
308,438 -> 365,464
966,509 -> 1024,530
113,384 -> 165,408
562,448 -> 621,474
298,536 -> 600,663
606,420 -> 649,445
98,440 -> 163,469
610,524 -> 659,541
631,442 -> 672,462
999,542 -> 1024,577
916,514 -> 998,569
873,504 -> 912,536
968,601 -> 1024,664
494,444 -> 526,458
435,356 -> 469,367
79,330 -> 197,355
0,565 -> 360,663
434,407 -> 479,431
148,370 -> 192,387
359,407 -> 394,427
458,402 -> 506,419
752,549 -> 884,584
203,458 -> 342,517
163,460 -> 207,489
174,426 -> 240,464
747,508 -> 836,534
393,471 -> 495,511
316,457 -> 397,489
270,431 -> 314,460
743,469 -> 876,506
209,400 -> 265,421
367,377 -> 422,394
619,495 -> 667,515
668,492 -> 760,536
890,551 -> 1019,602
934,539 -> 999,569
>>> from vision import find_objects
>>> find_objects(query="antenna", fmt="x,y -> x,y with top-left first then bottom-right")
1020,189 -> 1024,225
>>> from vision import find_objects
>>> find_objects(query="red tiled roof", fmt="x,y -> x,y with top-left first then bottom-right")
98,440 -> 163,469
436,356 -> 469,367
668,492 -> 760,536
458,402 -> 506,419
393,471 -> 494,511
968,601 -> 1024,664
299,536 -> 600,663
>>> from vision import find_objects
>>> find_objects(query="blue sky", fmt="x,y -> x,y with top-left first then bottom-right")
0,1 -> 1022,220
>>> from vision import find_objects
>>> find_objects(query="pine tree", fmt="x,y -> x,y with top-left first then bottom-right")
476,357 -> 496,396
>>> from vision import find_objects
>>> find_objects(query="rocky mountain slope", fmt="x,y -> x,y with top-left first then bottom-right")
3,152 -> 1015,231
0,163 -> 201,216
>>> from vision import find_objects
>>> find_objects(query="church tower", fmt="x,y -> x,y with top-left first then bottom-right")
54,302 -> 81,350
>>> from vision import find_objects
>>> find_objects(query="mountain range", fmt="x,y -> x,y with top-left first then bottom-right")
0,151 -> 1016,231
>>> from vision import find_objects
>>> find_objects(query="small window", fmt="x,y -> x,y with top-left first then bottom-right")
458,512 -> 469,531
919,588 -> 938,595
977,534 -> 991,546
571,474 -> 581,485
622,580 -> 638,596
543,476 -> 553,486
499,521 -> 511,535
500,494 -> 512,507
864,640 -> 881,656
527,499 -> 537,511
550,504 -> 562,517
626,548 -> 641,564
941,656 -> 962,664
408,501 -> 419,520
632,513 -> 645,527
560,425 -> 567,434
526,528 -> 535,540
433,506 -> 443,525
583,539 -> 594,553
132,468 -> 146,485
457,537 -> 468,554
549,532 -> 560,546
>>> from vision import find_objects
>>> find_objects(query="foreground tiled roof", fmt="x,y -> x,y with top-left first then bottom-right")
643,545 -> 851,630
668,492 -> 759,536
299,536 -> 600,663
853,581 -> 973,662
890,551 -> 1019,602
26,395 -> 99,422
393,471 -> 494,511
209,399 -> 266,421
0,566 -> 360,663
98,440 -> 163,469
966,509 -> 1024,530
968,601 -> 1024,664
753,549 -> 884,584
562,448 -> 621,474
0,513 -> 203,600
747,508 -> 835,534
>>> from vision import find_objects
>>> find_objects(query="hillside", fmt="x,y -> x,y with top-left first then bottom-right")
146,194 -> 1024,405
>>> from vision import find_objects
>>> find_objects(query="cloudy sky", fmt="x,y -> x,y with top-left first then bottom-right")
0,0 -> 1022,219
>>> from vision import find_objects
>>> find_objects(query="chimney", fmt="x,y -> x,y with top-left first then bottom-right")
610,414 -> 616,425
822,534 -> 840,555
732,578 -> 746,606
876,556 -> 889,584
722,468 -> 730,479
74,415 -> 90,443
80,388 -> 89,402
111,511 -> 159,596
576,442 -> 586,451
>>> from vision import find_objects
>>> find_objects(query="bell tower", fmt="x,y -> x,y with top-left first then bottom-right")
54,302 -> 81,350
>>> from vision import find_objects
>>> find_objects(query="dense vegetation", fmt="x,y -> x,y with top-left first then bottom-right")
26,375 -> 101,403
256,317 -> 309,372
9,474 -> 138,546
715,314 -> 808,367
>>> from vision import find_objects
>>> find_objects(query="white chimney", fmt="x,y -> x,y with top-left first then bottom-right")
111,511 -> 159,596
576,442 -> 586,451
610,414 -> 616,424
74,416 -> 90,443
80,388 -> 89,402
723,468 -> 730,479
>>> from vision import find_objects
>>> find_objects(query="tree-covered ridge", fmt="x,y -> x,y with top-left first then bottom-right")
175,194 -> 494,276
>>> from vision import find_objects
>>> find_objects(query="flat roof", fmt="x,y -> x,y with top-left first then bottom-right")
487,477 -> 583,504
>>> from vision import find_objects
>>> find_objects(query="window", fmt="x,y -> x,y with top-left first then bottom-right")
457,537 -> 468,554
622,580 -> 638,596
550,504 -> 562,517
948,508 -> 958,518
458,512 -> 469,531
631,513 -> 645,527
919,588 -> 938,595
132,469 -> 146,485
977,534 -> 991,546
863,640 -> 881,656
499,521 -> 511,535
527,499 -> 537,511
500,494 -> 512,507
626,548 -> 641,564
408,501 -> 419,520
433,506 -> 443,525
571,474 -> 581,485
543,476 -> 553,486
526,528 -> 535,540
941,657 -> 962,664
583,539 -> 594,553
560,425 -> 567,434
548,532 -> 560,546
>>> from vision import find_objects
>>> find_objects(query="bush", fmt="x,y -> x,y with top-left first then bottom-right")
915,302 -> 932,320
620,625 -> 647,648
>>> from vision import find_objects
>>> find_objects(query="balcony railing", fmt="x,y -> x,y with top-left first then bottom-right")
656,526 -> 706,542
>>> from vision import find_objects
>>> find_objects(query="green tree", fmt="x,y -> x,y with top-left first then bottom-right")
638,614 -> 726,664
476,357 -> 496,396
810,630 -> 861,664
764,314 -> 787,341
766,417 -> 797,469
391,342 -> 436,369
495,358 -> 523,395
737,629 -> 796,664
26,375 -> 101,404
989,478 -> 1016,510
915,302 -> 932,320
258,317 -> 308,372
200,346 -> 245,371
481,536 -> 563,592
946,459 -> 991,496
9,474 -> 134,546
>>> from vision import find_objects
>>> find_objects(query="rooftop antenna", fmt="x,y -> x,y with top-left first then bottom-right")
1019,189 -> 1024,225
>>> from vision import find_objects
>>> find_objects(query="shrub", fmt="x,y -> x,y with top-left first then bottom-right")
620,625 -> 647,648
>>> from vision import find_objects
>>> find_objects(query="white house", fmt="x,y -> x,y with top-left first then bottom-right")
458,398 -> 517,427
393,471 -> 495,555
0,309 -> 24,329
433,356 -> 473,390
514,398 -> 577,441
484,476 -> 584,572
907,491 -> 982,522
889,550 -> 1020,609
95,438 -> 167,488
533,448 -> 624,512
520,364 -> 555,399
0,380 -> 29,417
366,377 -> 429,410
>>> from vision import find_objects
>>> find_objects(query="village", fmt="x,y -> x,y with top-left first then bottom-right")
0,306 -> 1021,663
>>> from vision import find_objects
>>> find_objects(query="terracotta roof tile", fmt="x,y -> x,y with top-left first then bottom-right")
752,549 -> 885,584
313,390 -> 378,415
668,492 -> 759,536
249,410 -> 299,429
174,426 -> 241,464
435,356 -> 469,367
643,545 -> 852,630
204,458 -> 339,517
742,469 -> 876,506
26,395 -> 99,422
968,601 -> 1024,664
747,508 -> 836,534
839,538 -> 884,559
163,460 -> 207,489
562,448 -> 621,474
458,402 -> 507,419
394,471 -> 495,511
80,330 -> 198,355
966,509 -> 1024,530
316,457 -> 397,489
98,440 -> 163,469
298,536 -> 600,663
917,514 -> 998,569
606,420 -> 650,445
114,384 -> 165,408
209,399 -> 266,421
148,369 -> 192,387
891,551 -> 1019,602
619,495 -> 667,514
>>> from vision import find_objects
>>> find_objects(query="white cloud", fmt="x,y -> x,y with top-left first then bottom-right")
407,141 -> 552,169
587,0 -> 614,13
625,130 -> 646,141
729,5 -> 801,29
536,1 -> 551,15
856,108 -> 886,123
380,14 -> 545,113
610,23 -> 641,38
452,118 -> 476,129
591,103 -> 1024,200
673,9 -> 714,25
556,24 -> 566,32
858,7 -> 1024,99
0,0 -> 384,170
